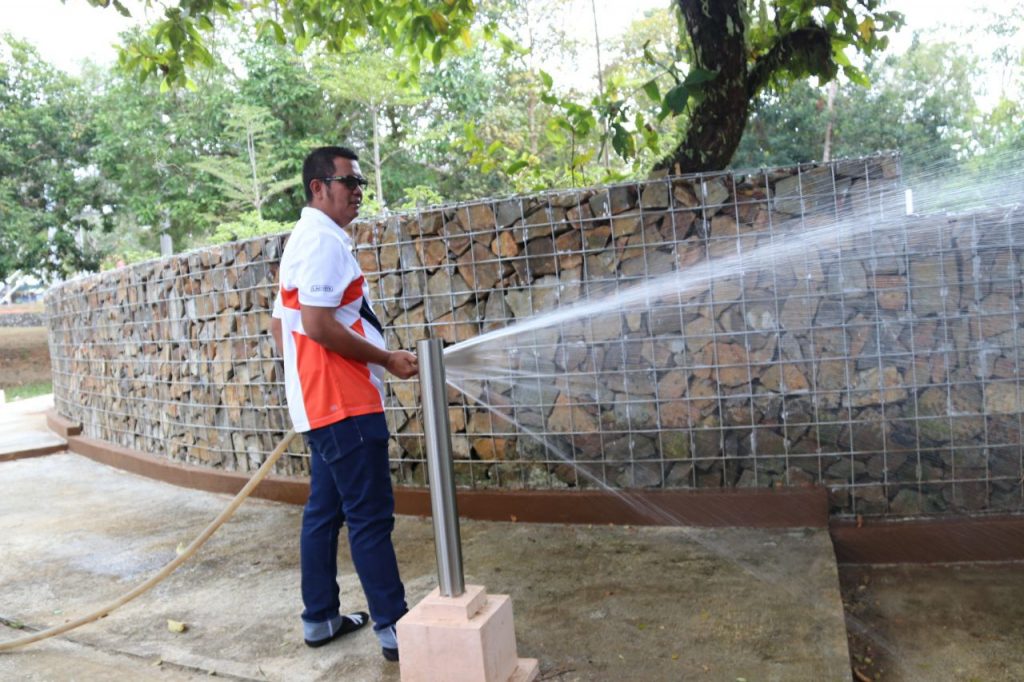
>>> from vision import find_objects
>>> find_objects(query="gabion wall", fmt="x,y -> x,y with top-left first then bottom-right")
46,153 -> 1024,517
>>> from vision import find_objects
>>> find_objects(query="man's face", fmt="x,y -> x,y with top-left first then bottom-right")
309,157 -> 364,227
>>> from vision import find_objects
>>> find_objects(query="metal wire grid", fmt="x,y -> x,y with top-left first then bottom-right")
46,153 -> 1023,517
47,240 -> 306,474
377,154 -> 1021,517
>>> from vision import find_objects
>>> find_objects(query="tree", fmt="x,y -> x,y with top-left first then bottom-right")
0,36 -> 110,281
650,0 -> 902,173
192,104 -> 297,218
730,79 -> 831,168
832,38 -> 979,172
85,47 -> 234,252
77,0 -> 481,89
82,0 -> 904,176
732,37 -> 983,173
316,49 -> 424,212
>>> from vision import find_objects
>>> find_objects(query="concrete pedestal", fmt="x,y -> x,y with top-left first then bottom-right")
397,584 -> 539,682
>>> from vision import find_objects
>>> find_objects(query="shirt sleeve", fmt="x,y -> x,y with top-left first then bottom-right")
295,231 -> 354,308
271,291 -> 283,319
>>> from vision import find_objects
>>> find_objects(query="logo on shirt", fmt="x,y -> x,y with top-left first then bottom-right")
310,285 -> 334,293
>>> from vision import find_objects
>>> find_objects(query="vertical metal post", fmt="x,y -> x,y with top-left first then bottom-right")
417,338 -> 465,598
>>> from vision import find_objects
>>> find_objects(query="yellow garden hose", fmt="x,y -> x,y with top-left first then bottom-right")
0,429 -> 298,652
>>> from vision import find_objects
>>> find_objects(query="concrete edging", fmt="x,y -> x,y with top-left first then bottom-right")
32,411 -> 1024,558
45,410 -> 827,528
830,516 -> 1024,563
0,444 -> 66,463
45,408 -> 81,438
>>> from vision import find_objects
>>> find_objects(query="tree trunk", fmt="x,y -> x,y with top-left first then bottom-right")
822,79 -> 839,162
372,105 -> 385,212
656,0 -> 834,174
655,0 -> 749,174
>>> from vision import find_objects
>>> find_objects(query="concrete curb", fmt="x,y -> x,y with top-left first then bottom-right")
46,410 -> 827,528
831,515 -> 1024,563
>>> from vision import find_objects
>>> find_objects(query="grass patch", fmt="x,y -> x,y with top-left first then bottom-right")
4,381 -> 53,401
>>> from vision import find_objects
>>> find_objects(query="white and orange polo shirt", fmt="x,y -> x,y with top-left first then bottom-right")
272,207 -> 387,433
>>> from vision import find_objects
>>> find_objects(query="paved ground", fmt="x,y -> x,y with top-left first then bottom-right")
6,398 -> 1024,681
0,394 -> 65,458
0,429 -> 853,681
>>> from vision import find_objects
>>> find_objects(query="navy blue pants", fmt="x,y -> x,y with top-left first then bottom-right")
301,412 -> 407,632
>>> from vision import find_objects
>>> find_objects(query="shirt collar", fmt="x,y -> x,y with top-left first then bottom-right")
301,206 -> 353,248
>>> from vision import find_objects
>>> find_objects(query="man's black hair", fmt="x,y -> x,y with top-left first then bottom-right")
302,146 -> 359,202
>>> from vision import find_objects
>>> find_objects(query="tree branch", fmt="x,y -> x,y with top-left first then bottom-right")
747,24 -> 836,99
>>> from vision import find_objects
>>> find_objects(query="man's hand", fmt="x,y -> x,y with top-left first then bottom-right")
385,350 -> 419,379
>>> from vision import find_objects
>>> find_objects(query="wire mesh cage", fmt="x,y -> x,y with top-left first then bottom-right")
46,152 -> 1024,518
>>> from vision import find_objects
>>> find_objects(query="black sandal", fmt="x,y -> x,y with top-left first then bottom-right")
304,611 -> 370,648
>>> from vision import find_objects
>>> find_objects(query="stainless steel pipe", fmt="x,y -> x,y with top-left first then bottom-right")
417,338 -> 465,598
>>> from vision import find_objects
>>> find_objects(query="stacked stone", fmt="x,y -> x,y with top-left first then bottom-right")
46,152 -> 1024,517
47,237 -> 306,475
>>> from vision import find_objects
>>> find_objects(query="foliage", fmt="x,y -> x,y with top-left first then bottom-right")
394,185 -> 446,210
314,47 -> 425,209
4,1 -> 1017,282
203,211 -> 291,245
731,80 -> 830,168
76,0 -> 482,90
191,104 -> 298,218
4,380 -> 54,401
732,37 -> 983,173
640,0 -> 902,172
0,36 -> 109,282
85,45 -> 234,251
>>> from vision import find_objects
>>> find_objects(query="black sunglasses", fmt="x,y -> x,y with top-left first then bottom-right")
322,175 -> 368,190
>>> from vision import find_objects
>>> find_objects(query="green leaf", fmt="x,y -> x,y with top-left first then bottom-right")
506,159 -> 529,175
843,65 -> 870,87
429,11 -> 450,34
682,68 -> 718,87
642,41 -> 658,67
661,82 -> 690,118
642,79 -> 660,103
272,21 -> 286,44
539,70 -> 553,90
611,123 -> 635,160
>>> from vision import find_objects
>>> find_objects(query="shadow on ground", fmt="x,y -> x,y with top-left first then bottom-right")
1,453 -> 851,681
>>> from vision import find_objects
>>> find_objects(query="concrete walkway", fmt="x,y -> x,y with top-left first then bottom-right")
0,402 -> 852,681
0,394 -> 65,459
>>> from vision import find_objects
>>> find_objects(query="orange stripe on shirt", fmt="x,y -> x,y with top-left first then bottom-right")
293,331 -> 384,428
280,286 -> 300,310
340,276 -> 365,306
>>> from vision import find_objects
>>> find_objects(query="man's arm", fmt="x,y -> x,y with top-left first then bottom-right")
301,305 -> 418,379
271,317 -> 283,356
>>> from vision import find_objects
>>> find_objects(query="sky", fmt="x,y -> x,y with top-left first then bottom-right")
1,0 -> 1018,100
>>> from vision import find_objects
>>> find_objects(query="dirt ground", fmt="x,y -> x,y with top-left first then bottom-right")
839,563 -> 1024,681
0,326 -> 51,390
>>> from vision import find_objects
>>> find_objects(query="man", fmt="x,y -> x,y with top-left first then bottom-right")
271,146 -> 417,661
